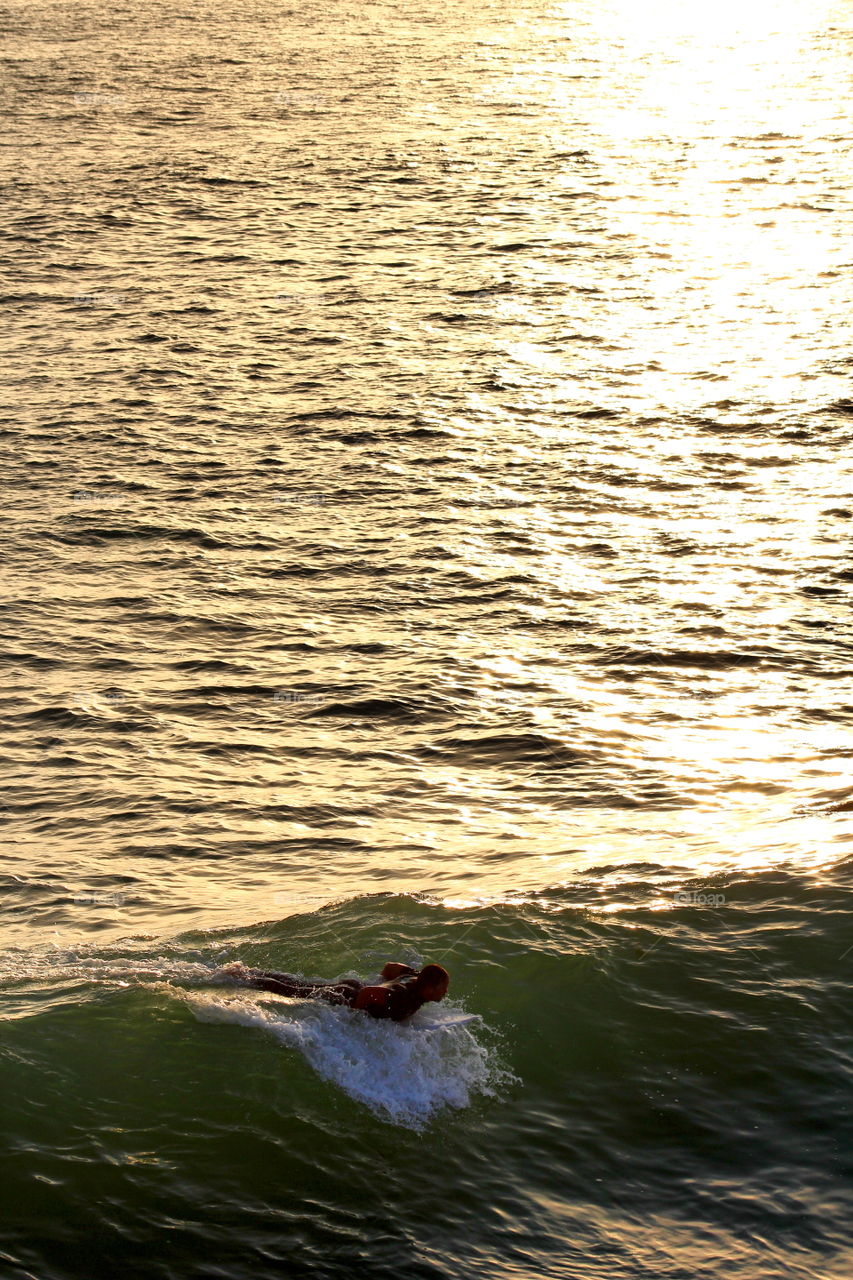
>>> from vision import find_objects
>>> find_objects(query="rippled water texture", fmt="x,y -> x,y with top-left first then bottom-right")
1,0 -> 852,1277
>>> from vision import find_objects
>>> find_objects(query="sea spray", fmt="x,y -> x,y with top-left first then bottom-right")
180,988 -> 511,1129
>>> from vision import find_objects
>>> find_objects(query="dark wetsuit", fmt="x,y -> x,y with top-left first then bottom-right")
246,970 -> 426,1021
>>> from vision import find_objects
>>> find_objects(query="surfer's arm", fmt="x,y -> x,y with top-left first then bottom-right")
379,962 -> 417,980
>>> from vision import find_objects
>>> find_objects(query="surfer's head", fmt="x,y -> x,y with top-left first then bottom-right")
415,964 -> 450,1002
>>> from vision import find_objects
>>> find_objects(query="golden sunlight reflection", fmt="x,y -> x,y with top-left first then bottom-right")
506,0 -> 846,412
6,0 -> 850,950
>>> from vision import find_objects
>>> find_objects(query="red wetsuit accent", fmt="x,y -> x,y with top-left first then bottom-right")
246,970 -> 425,1020
354,974 -> 426,1021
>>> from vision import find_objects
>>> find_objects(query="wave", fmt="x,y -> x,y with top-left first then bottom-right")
0,940 -> 507,1129
595,645 -> 787,670
425,730 -> 588,765
44,525 -> 278,551
180,987 -> 505,1130
306,695 -> 452,721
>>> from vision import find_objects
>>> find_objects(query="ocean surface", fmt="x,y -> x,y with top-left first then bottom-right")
2,0 -> 853,1276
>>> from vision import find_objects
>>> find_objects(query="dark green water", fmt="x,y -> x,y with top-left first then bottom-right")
3,872 -> 852,1279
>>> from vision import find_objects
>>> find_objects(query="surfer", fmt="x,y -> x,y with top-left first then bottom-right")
220,960 -> 450,1022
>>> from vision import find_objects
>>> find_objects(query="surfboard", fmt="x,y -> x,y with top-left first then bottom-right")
414,1009 -> 479,1030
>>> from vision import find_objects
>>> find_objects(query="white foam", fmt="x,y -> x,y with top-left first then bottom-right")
180,988 -> 506,1129
0,947 -> 219,991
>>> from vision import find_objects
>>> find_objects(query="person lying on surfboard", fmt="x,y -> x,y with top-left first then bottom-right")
220,960 -> 450,1022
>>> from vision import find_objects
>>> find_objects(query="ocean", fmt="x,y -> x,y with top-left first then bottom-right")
1,0 -> 852,1276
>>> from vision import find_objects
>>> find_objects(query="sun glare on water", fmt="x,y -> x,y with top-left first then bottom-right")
521,0 -> 847,413
595,0 -> 827,45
